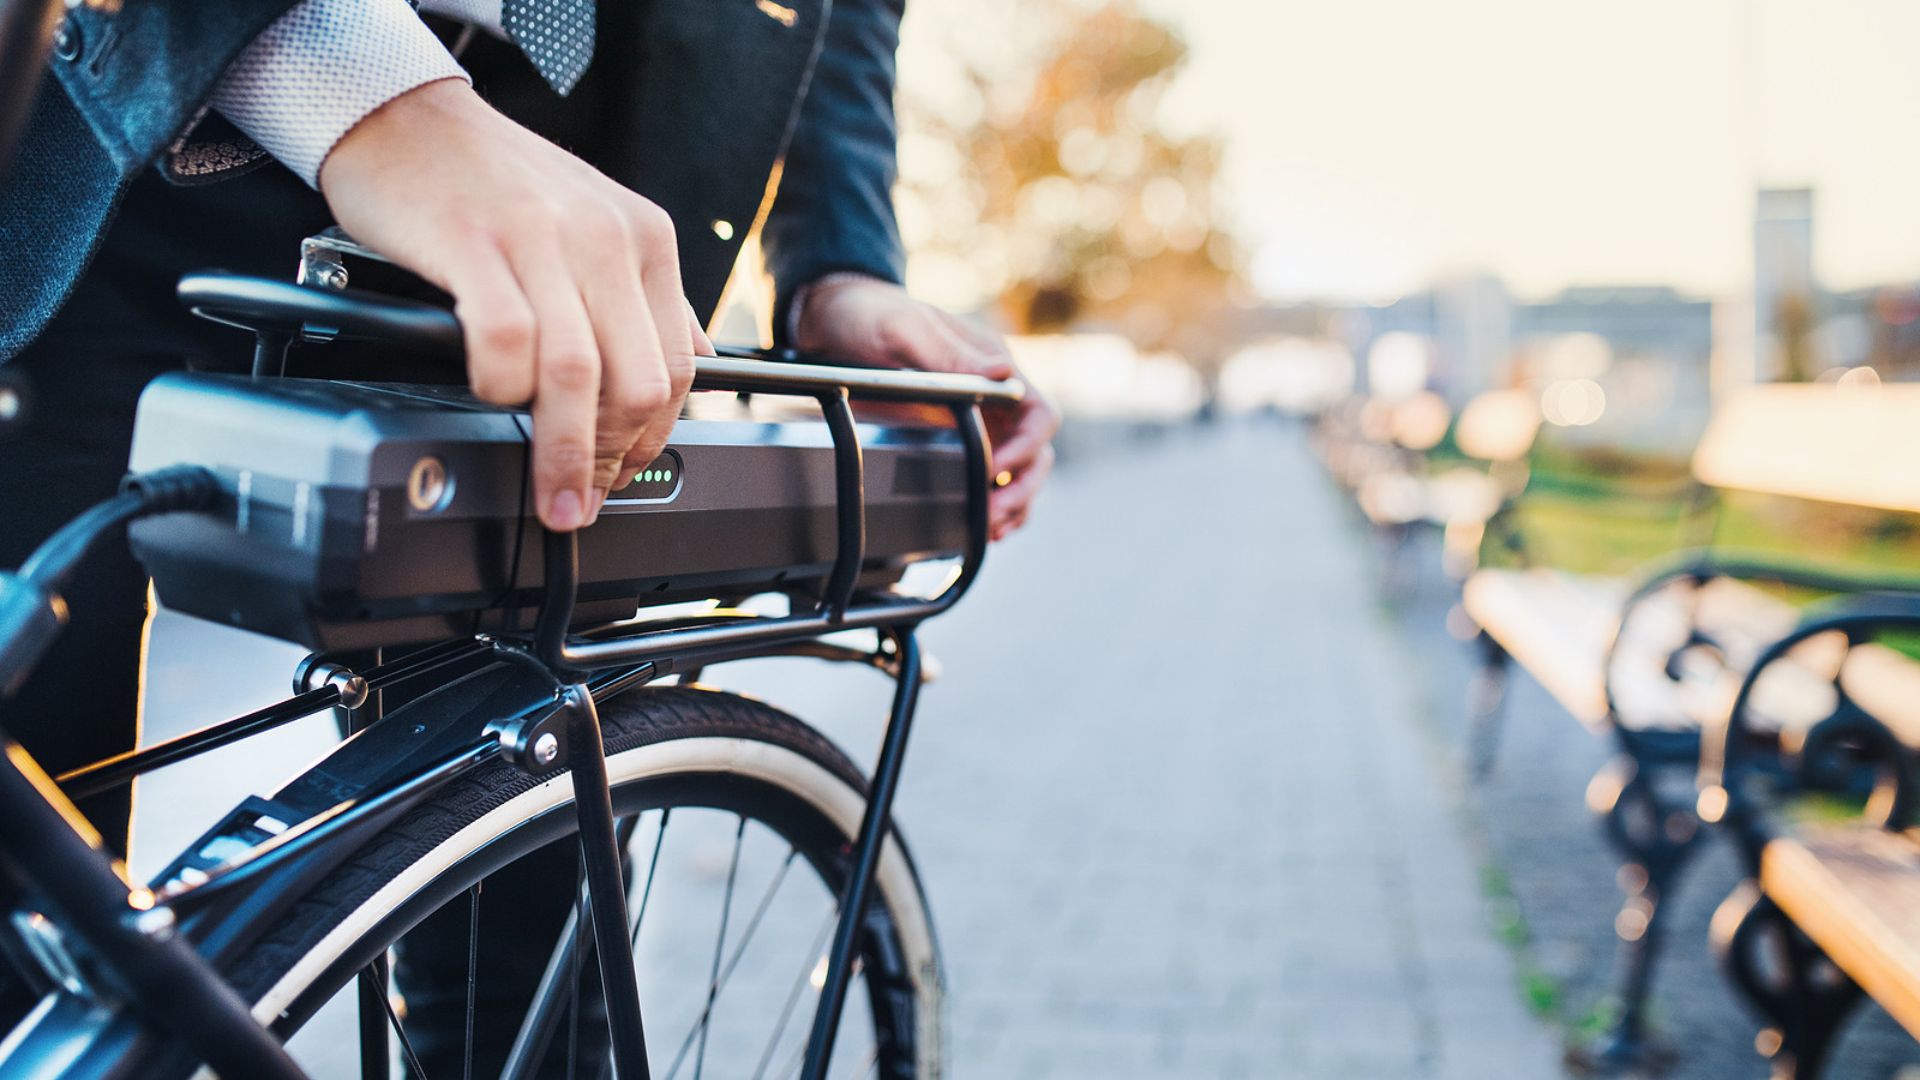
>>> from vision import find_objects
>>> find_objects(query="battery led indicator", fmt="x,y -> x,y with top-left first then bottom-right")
611,451 -> 683,504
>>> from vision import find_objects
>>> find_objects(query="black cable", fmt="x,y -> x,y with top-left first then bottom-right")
18,466 -> 218,590
0,466 -> 220,696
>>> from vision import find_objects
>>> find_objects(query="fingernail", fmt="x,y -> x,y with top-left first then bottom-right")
547,488 -> 585,530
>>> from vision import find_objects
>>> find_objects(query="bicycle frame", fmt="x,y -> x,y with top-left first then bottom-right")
0,278 -> 1019,1078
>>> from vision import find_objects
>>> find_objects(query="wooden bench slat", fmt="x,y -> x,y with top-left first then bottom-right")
1763,827 -> 1920,1041
1841,643 -> 1920,750
1693,385 -> 1920,514
1463,569 -> 1620,727
1465,569 -> 1837,735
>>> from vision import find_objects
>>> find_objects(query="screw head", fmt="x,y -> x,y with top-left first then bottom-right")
533,732 -> 560,766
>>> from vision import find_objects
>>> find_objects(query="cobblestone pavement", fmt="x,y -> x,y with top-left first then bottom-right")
132,417 -> 1562,1077
1380,512 -> 1920,1079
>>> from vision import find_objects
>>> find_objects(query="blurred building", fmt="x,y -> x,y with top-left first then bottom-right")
1433,274 -> 1513,408
1250,281 -> 1714,450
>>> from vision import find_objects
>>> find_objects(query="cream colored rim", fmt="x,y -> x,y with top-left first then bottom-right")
246,735 -> 943,1077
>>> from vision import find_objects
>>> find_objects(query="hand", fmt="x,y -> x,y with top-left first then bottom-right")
795,278 -> 1058,540
318,79 -> 714,532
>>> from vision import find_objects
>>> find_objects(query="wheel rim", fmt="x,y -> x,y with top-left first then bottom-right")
253,736 -> 941,1079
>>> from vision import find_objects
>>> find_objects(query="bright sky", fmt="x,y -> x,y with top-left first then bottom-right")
940,0 -> 1920,303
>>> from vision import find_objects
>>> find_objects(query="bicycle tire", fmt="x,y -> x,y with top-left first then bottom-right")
218,685 -> 943,1078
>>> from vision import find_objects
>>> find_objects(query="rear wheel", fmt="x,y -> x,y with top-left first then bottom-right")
222,686 -> 943,1078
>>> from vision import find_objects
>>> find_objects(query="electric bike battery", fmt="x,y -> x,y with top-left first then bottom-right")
125,374 -> 970,651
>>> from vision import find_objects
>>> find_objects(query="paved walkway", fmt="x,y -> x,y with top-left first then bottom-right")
133,418 -> 1561,1077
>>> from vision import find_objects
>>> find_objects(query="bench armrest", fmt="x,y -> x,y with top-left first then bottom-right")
1600,550 -> 1905,724
1700,590 -> 1920,864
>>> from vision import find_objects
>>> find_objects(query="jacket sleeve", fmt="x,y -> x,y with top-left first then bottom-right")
47,0 -> 307,175
758,0 -> 908,342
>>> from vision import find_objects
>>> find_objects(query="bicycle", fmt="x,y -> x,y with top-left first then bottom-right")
0,17 -> 1019,1071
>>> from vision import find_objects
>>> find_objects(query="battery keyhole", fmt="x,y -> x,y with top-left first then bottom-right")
407,456 -> 452,512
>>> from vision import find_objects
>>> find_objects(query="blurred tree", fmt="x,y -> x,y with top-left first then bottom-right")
1775,291 -> 1816,382
895,0 -> 1243,376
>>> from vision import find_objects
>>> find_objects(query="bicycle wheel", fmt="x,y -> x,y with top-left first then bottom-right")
220,685 -> 943,1079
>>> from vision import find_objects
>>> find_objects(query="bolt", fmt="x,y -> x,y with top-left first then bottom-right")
330,671 -> 369,711
313,262 -> 349,290
533,732 -> 560,766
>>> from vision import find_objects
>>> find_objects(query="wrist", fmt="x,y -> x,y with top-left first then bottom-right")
318,77 -> 482,197
791,273 -> 896,350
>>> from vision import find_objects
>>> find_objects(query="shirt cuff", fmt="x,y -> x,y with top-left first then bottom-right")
209,0 -> 471,188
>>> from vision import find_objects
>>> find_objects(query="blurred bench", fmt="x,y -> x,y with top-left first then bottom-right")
1708,591 -> 1920,1078
1313,389 -> 1540,589
1460,384 -> 1920,1070
1689,584 -> 1920,1068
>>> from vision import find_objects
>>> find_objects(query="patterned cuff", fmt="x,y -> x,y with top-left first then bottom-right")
787,272 -> 888,346
209,0 -> 471,188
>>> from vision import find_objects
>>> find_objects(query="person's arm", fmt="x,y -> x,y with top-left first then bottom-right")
211,0 -> 709,531
762,0 -> 1057,538
759,0 -> 907,336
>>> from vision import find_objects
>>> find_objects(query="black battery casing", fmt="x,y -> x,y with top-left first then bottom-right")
126,374 -> 969,651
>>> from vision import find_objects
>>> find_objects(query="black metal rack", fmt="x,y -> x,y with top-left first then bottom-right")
0,270 -> 1022,1079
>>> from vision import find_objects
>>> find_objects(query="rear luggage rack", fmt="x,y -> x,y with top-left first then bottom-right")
169,272 -> 1023,674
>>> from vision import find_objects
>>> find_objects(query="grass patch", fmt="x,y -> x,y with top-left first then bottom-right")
1782,790 -> 1871,826
1521,969 -> 1560,1016
1484,454 -> 1920,583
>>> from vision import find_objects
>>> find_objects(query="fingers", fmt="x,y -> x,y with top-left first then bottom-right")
875,307 -> 981,374
941,313 -> 1018,380
685,297 -> 717,356
447,239 -> 537,406
618,203 -> 695,477
877,307 -> 1016,381
579,245 -> 667,511
986,392 -> 1061,482
618,297 -> 708,482
509,238 -> 603,532
989,442 -> 1054,541
982,384 -> 1060,541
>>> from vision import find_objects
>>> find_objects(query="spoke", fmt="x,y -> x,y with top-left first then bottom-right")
374,962 -> 431,1080
358,956 -> 390,1080
774,957 -> 865,1080
628,808 -> 672,950
751,910 -> 839,1080
690,817 -> 749,1080
661,849 -> 800,1077
463,883 -> 480,1080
